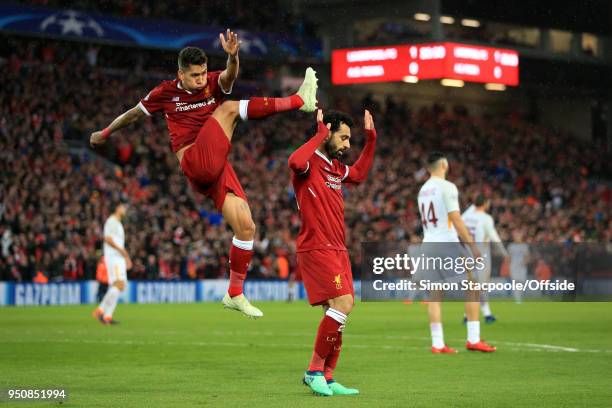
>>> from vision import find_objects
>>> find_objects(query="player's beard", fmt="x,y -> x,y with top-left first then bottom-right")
325,140 -> 347,161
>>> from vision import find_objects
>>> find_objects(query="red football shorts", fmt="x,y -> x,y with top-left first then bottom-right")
297,249 -> 354,306
180,117 -> 247,211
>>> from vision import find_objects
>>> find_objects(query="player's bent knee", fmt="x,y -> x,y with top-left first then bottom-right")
216,101 -> 239,117
343,301 -> 354,315
235,212 -> 256,239
328,295 -> 354,315
242,218 -> 256,237
235,222 -> 255,241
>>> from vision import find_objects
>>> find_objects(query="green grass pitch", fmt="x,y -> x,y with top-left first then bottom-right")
1,301 -> 611,407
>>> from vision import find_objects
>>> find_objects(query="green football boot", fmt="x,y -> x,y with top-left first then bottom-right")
328,380 -> 359,396
302,371 -> 333,396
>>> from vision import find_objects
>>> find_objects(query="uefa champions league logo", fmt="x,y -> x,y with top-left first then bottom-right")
212,29 -> 267,55
40,10 -> 104,37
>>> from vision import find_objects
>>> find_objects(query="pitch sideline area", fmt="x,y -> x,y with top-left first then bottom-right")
1,301 -> 611,407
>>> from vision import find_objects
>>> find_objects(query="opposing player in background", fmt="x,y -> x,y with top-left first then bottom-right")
417,152 -> 496,353
287,267 -> 301,302
462,194 -> 510,323
90,31 -> 318,318
93,202 -> 130,325
508,231 -> 530,303
289,109 -> 376,396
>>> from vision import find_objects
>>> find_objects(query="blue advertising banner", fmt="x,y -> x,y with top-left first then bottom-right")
131,280 -> 199,304
0,280 -> 313,306
0,4 -> 322,59
5,282 -> 93,306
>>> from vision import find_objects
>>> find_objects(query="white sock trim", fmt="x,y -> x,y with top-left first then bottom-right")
232,236 -> 254,251
481,302 -> 492,317
326,308 -> 347,325
239,100 -> 249,121
430,322 -> 444,348
467,321 -> 480,344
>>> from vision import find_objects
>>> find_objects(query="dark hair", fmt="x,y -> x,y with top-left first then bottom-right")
178,47 -> 208,70
310,110 -> 354,136
112,197 -> 128,211
427,151 -> 446,167
475,194 -> 487,207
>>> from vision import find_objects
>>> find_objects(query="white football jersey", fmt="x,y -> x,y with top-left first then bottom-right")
103,215 -> 125,258
418,177 -> 460,242
462,205 -> 509,256
508,243 -> 529,271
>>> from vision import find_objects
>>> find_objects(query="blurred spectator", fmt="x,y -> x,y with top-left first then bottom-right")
95,256 -> 108,301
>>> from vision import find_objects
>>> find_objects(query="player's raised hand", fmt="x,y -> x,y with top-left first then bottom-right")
90,130 -> 107,147
317,109 -> 331,129
316,109 -> 331,140
220,29 -> 241,56
364,109 -> 375,130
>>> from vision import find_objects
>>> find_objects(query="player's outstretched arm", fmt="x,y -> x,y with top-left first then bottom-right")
90,105 -> 146,147
288,109 -> 330,174
219,29 -> 240,93
344,110 -> 377,184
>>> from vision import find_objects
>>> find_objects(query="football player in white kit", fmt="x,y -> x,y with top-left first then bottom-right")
508,230 -> 530,304
92,202 -> 131,325
462,194 -> 510,323
417,152 -> 496,353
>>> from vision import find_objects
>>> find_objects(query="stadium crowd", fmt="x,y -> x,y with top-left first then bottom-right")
1,37 -> 610,282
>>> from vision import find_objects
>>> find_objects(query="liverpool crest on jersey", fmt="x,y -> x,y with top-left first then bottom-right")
333,274 -> 342,289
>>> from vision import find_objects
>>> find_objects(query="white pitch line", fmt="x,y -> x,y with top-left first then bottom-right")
208,330 -> 612,354
1,336 -> 611,354
22,329 -> 612,354
495,341 -> 578,352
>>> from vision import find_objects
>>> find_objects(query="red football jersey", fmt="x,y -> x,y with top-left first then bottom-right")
291,150 -> 351,252
138,70 -> 231,152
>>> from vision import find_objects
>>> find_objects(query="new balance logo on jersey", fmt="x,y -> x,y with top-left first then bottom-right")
172,96 -> 180,102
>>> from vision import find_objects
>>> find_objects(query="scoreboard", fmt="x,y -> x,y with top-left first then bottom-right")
331,42 -> 519,86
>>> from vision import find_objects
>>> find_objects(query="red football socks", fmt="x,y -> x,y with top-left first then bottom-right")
308,315 -> 341,372
243,95 -> 303,120
324,332 -> 342,381
227,238 -> 254,297
308,307 -> 348,372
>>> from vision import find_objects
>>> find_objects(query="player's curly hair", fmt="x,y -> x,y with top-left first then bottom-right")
178,47 -> 208,70
310,110 -> 354,136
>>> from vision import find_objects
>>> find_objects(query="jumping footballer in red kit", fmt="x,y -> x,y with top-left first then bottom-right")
90,30 -> 318,318
289,109 -> 377,396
